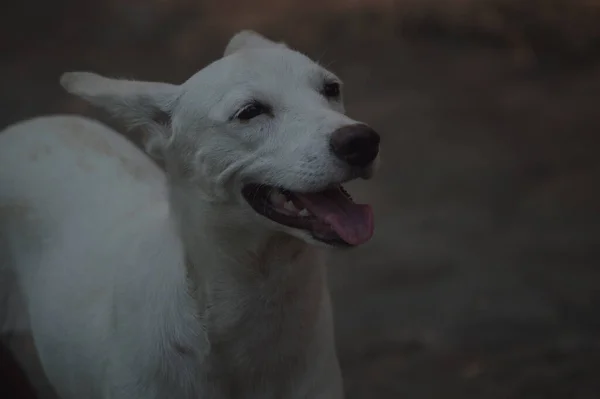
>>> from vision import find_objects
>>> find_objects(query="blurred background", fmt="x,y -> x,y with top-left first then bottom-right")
1,0 -> 600,398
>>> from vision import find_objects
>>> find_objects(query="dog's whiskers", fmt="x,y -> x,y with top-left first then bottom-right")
263,187 -> 275,216
251,184 -> 266,208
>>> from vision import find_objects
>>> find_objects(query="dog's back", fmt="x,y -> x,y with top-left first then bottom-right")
0,114 -> 165,289
0,115 -> 176,397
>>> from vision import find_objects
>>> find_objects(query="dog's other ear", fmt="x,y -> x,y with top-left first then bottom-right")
60,72 -> 180,131
224,30 -> 287,56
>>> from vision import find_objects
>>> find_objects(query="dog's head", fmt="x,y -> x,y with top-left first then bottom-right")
61,30 -> 380,248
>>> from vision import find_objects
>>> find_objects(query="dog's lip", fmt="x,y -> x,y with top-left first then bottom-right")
241,184 -> 326,241
241,182 -> 373,247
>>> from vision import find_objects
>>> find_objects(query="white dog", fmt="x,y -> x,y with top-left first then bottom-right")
0,30 -> 380,399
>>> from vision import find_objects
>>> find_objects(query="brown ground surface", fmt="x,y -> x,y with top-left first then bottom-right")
1,1 -> 600,398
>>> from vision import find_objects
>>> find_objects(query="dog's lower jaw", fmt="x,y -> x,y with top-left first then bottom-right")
169,187 -> 345,398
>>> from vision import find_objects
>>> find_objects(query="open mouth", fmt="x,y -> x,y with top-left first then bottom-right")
242,183 -> 374,247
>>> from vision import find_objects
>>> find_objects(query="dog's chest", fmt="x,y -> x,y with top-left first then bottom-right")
198,258 -> 328,397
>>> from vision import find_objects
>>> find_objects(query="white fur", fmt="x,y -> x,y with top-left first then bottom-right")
0,31 -> 376,398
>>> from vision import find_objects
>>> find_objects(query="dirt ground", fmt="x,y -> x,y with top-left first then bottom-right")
1,1 -> 600,398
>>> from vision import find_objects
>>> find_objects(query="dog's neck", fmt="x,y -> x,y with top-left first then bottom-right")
167,179 -> 328,334
166,180 -> 338,396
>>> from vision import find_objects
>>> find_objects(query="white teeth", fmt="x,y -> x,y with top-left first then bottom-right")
270,191 -> 287,207
283,201 -> 297,212
271,192 -> 310,217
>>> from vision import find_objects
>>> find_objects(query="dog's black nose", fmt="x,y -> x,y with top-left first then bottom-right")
330,124 -> 380,168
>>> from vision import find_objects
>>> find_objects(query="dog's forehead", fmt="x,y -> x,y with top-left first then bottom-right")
185,47 -> 333,93
233,48 -> 321,78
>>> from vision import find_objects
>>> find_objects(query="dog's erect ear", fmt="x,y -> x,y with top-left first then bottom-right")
60,72 -> 180,130
224,30 -> 287,56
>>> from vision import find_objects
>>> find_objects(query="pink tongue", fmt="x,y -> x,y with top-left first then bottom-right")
294,189 -> 374,246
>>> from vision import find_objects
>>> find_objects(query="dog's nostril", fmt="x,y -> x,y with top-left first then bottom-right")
330,124 -> 380,168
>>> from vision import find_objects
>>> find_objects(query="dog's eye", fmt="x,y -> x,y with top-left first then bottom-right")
236,102 -> 268,121
321,81 -> 341,99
